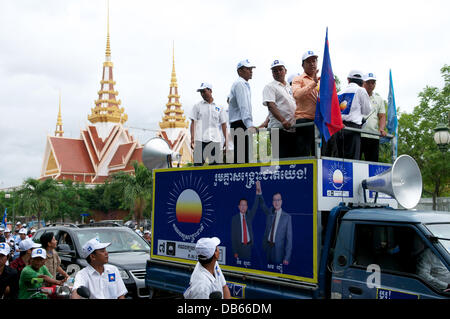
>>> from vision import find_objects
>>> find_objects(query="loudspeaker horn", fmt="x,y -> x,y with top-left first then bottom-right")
362,154 -> 422,209
142,137 -> 180,170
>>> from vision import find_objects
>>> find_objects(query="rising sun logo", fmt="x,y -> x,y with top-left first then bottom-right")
166,172 -> 215,241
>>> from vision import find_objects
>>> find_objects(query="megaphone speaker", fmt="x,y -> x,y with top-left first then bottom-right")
362,154 -> 422,209
142,137 -> 179,170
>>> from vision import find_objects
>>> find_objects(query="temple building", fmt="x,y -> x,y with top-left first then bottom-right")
156,45 -> 193,165
40,8 -> 142,185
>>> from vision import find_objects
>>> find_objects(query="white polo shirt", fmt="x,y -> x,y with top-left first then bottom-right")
338,83 -> 372,125
361,92 -> 386,139
73,263 -> 128,299
190,100 -> 227,143
262,80 -> 296,132
183,261 -> 227,299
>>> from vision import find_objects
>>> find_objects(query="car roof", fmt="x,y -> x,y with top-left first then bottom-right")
343,208 -> 450,224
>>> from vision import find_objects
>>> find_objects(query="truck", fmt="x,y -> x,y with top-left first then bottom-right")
143,137 -> 450,299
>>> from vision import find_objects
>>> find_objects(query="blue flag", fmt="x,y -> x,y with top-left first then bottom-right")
2,208 -> 7,229
381,69 -> 398,157
314,28 -> 343,142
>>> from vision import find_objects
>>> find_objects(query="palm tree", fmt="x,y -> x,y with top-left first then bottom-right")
19,178 -> 58,228
110,161 -> 153,227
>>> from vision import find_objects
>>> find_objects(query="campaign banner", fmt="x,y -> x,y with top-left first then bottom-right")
151,160 -> 318,283
322,159 -> 353,198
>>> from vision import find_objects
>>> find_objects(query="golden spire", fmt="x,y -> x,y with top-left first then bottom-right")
159,42 -> 188,129
55,91 -> 64,137
88,1 -> 127,125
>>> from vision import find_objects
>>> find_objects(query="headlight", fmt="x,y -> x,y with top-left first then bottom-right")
119,269 -> 129,280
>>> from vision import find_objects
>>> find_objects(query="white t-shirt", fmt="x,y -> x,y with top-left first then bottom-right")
262,80 -> 296,132
189,100 -> 227,143
361,92 -> 386,139
338,83 -> 372,125
73,263 -> 128,299
183,261 -> 227,299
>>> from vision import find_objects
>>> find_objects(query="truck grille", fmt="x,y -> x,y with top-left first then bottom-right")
130,269 -> 146,280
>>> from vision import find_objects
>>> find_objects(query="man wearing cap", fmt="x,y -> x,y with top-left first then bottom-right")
18,248 -> 62,299
361,72 -> 387,162
0,227 -> 5,243
228,59 -> 256,163
190,82 -> 228,166
0,242 -> 19,299
262,59 -> 296,159
336,70 -> 372,159
13,227 -> 28,260
72,238 -> 127,299
184,237 -> 231,299
292,51 -> 320,156
10,238 -> 41,277
143,230 -> 151,245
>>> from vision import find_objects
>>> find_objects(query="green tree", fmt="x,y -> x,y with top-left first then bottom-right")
18,178 -> 59,228
110,161 -> 153,227
397,65 -> 450,209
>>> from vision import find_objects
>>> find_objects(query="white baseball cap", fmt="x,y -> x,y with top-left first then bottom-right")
364,72 -> 377,81
16,222 -> 21,225
302,50 -> 318,61
31,248 -> 47,259
197,82 -> 213,92
236,59 -> 256,70
348,70 -> 364,80
82,238 -> 111,258
144,230 -> 151,235
4,228 -> 10,233
19,239 -> 41,252
19,228 -> 27,235
270,59 -> 286,69
0,243 -> 10,256
31,229 -> 36,233
195,237 -> 220,260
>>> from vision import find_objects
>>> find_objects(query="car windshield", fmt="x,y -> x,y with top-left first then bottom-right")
75,228 -> 150,253
425,223 -> 450,254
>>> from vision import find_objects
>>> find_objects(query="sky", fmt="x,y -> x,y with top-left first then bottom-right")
0,0 -> 449,189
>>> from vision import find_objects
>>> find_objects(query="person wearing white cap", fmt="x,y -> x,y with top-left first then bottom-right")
18,248 -> 62,299
262,59 -> 297,158
292,50 -> 320,157
13,227 -> 28,260
360,72 -> 387,162
228,59 -> 256,163
190,82 -> 228,166
0,242 -> 19,299
72,237 -> 127,299
143,230 -> 151,244
184,237 -> 231,299
10,238 -> 41,277
336,70 -> 372,159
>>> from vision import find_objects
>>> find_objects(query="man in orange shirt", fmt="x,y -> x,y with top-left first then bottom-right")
292,51 -> 320,157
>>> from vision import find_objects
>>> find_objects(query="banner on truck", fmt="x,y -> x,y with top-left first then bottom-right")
151,160 -> 318,283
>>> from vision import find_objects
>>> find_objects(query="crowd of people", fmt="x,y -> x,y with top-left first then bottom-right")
189,51 -> 388,165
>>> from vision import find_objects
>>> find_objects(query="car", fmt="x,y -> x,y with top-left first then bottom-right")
33,222 -> 151,298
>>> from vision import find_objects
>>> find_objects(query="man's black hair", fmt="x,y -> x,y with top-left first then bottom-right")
198,255 -> 214,266
348,77 -> 364,87
238,198 -> 248,205
39,232 -> 54,249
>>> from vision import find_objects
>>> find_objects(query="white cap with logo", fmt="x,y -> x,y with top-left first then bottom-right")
302,50 -> 318,61
82,237 -> 111,259
197,82 -> 213,92
236,59 -> 256,70
348,70 -> 364,80
19,228 -> 27,235
0,242 -> 10,256
195,237 -> 220,260
19,239 -> 41,252
31,248 -> 47,259
270,59 -> 286,69
364,72 -> 377,81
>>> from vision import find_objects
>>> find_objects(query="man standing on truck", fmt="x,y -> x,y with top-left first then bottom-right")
256,181 -> 293,266
184,237 -> 231,299
228,59 -> 256,163
190,82 -> 228,165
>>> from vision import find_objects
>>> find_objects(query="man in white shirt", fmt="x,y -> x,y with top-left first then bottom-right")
262,59 -> 296,159
228,59 -> 256,163
361,72 -> 387,162
336,70 -> 372,159
184,237 -> 231,299
72,238 -> 127,299
190,82 -> 227,166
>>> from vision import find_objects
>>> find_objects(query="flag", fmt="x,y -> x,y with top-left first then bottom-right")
1,208 -> 6,229
381,69 -> 398,157
314,28 -> 344,142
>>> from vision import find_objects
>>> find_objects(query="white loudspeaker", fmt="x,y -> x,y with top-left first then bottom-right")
142,137 -> 180,170
362,154 -> 423,209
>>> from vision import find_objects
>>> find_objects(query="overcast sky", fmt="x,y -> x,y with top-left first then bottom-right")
0,0 -> 449,189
